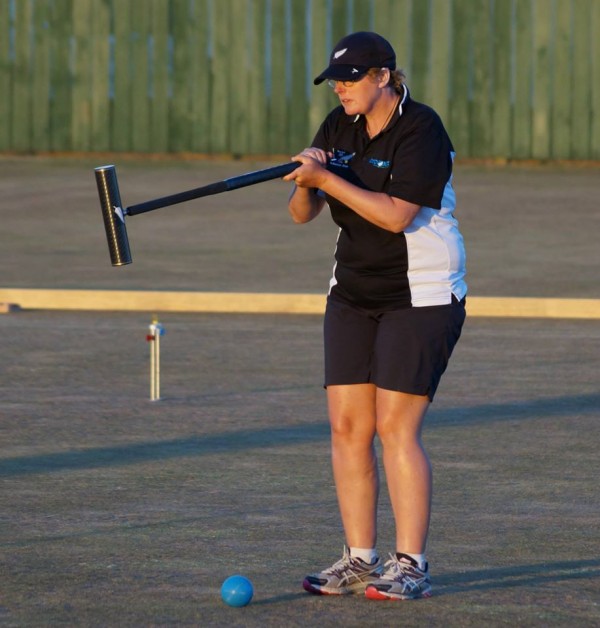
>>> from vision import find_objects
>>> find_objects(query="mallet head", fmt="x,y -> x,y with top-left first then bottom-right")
94,165 -> 132,266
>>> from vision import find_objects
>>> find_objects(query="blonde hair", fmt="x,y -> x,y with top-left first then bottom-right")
367,67 -> 406,94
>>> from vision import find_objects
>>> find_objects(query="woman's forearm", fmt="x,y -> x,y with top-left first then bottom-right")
318,170 -> 420,233
288,185 -> 325,224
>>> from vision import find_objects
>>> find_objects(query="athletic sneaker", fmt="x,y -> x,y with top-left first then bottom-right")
365,553 -> 432,600
303,546 -> 382,595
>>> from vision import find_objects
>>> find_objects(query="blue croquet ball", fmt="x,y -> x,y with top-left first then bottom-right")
220,575 -> 254,607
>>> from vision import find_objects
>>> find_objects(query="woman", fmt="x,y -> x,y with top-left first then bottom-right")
283,31 -> 467,601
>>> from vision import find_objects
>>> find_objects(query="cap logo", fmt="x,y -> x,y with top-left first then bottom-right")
351,68 -> 359,73
333,48 -> 347,59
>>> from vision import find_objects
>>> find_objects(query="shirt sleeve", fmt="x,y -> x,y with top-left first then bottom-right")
388,109 -> 453,209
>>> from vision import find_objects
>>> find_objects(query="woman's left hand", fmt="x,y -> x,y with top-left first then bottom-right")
284,148 -> 331,188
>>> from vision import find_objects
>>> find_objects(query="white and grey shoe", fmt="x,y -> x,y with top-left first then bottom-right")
365,553 -> 432,600
303,546 -> 382,595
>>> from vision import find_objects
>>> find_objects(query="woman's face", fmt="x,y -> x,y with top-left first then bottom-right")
330,71 -> 387,117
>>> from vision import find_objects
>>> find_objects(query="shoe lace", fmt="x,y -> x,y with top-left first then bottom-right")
324,551 -> 357,577
324,548 -> 373,580
381,554 -> 426,592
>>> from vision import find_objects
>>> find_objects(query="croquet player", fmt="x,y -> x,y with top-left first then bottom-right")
284,31 -> 467,600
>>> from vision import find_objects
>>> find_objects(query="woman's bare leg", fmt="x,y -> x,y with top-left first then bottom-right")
326,384 -> 379,548
375,389 -> 431,553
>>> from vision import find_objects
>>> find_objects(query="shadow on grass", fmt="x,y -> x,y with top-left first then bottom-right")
1,393 -> 598,477
0,423 -> 330,477
434,558 -> 600,595
250,592 -> 308,606
428,392 -> 600,427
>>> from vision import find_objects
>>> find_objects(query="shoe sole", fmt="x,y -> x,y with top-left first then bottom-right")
303,578 -> 369,596
365,585 -> 432,601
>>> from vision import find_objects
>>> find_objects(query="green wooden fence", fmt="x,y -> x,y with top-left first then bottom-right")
1,0 -> 599,160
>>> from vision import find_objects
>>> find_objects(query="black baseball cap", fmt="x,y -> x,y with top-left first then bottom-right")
314,31 -> 396,85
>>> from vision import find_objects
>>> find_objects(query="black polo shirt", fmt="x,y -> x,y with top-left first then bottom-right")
312,90 -> 464,310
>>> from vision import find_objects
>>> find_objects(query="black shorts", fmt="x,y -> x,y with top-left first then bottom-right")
324,295 -> 466,401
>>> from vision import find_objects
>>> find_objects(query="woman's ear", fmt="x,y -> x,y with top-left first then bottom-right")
379,68 -> 390,88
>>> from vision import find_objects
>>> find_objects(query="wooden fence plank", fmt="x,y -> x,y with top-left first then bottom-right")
189,0 -> 211,153
591,0 -> 600,159
491,0 -> 512,158
11,0 -> 33,151
0,0 -> 10,150
149,0 -> 170,153
71,0 -> 93,151
130,0 -> 151,152
288,0 -> 310,151
512,0 -> 533,159
31,0 -> 51,152
429,0 -> 452,124
90,0 -> 111,152
352,0 -> 372,31
409,0 -> 430,103
388,0 -> 412,79
550,0 -> 571,158
308,0 -> 333,136
112,0 -> 132,151
48,0 -> 72,151
571,0 -> 592,159
449,0 -> 471,157
531,0 -> 552,159
370,0 -> 414,94
331,0 -> 348,48
227,0 -> 249,155
169,0 -> 193,153
470,0 -> 493,158
247,0 -> 268,154
209,0 -> 230,152
267,0 -> 287,153
371,0 -> 392,41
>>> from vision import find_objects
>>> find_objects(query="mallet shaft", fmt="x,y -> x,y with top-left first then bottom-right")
126,161 -> 300,217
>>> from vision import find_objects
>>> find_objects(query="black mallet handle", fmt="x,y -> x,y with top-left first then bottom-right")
126,161 -> 301,217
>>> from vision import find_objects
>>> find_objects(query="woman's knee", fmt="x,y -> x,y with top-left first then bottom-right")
375,390 -> 430,442
327,384 -> 377,442
330,410 -> 376,446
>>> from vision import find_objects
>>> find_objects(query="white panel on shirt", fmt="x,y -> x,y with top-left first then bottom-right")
404,176 -> 467,307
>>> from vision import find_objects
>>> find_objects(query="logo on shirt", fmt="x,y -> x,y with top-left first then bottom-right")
330,149 -> 355,168
368,158 -> 391,169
